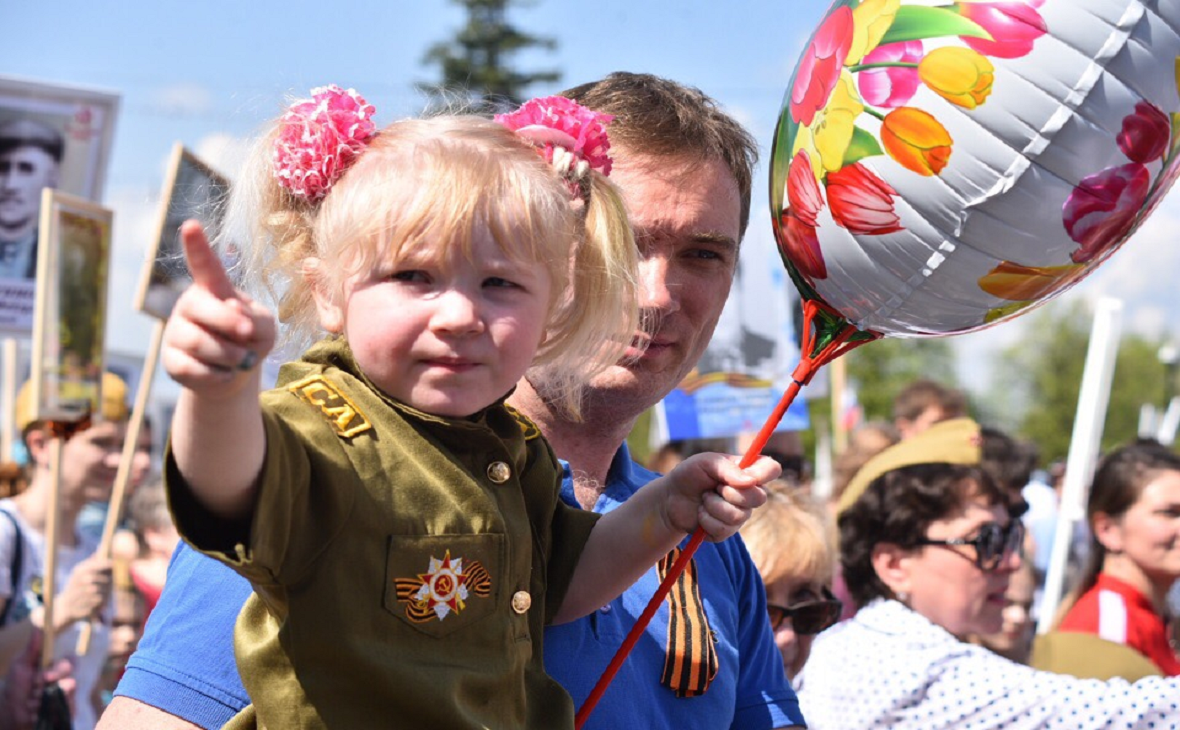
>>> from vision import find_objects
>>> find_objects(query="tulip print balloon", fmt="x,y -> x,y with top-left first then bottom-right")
771,0 -> 1180,337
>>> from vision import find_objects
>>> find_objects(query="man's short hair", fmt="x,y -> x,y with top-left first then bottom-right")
980,425 -> 1038,499
0,118 -> 65,163
560,72 -> 759,239
891,379 -> 967,423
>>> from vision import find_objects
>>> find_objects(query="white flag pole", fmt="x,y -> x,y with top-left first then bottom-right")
1036,297 -> 1123,634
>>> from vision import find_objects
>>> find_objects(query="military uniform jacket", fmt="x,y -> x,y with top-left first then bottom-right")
167,339 -> 600,729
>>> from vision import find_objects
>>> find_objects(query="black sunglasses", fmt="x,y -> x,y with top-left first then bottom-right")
915,520 -> 1024,571
766,587 -> 843,635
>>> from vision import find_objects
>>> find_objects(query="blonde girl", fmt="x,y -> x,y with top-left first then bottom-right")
160,86 -> 776,729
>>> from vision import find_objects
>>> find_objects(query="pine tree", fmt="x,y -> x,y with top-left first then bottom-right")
420,0 -> 560,113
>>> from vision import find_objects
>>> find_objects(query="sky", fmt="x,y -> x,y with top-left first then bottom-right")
4,0 -> 1180,417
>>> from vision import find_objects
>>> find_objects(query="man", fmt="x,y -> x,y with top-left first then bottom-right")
891,378 -> 967,440
528,74 -> 802,729
0,372 -> 152,730
0,118 -> 64,281
979,426 -> 1036,515
100,73 -> 805,730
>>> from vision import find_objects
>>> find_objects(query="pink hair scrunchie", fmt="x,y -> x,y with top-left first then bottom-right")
272,85 -> 378,203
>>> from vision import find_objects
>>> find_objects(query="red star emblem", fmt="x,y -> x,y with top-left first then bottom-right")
413,550 -> 471,620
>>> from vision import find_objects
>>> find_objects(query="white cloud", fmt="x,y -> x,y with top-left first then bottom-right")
151,83 -> 215,118
193,133 -> 251,182
726,104 -> 771,148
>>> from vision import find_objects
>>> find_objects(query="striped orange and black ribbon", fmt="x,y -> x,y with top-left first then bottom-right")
658,547 -> 718,697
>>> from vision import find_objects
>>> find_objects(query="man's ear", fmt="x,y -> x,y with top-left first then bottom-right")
304,258 -> 343,333
1092,512 -> 1124,554
871,542 -> 914,597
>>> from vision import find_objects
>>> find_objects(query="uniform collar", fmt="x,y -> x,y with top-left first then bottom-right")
290,337 -> 515,429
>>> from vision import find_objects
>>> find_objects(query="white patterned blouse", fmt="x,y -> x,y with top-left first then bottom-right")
796,599 -> 1180,729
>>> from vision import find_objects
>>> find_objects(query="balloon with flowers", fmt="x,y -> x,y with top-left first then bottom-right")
773,0 -> 1180,346
574,1 -> 1180,725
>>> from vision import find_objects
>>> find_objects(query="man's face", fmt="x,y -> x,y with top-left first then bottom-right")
58,420 -> 150,505
0,145 -> 59,233
582,151 -> 742,417
897,405 -> 947,441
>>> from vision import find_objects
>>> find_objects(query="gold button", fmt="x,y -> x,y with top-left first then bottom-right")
512,590 -> 532,614
487,461 -> 511,483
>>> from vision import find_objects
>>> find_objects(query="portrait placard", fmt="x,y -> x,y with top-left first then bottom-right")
134,142 -> 229,320
0,75 -> 119,334
29,189 -> 112,424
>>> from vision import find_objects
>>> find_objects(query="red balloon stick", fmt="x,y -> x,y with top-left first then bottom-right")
575,299 -> 878,728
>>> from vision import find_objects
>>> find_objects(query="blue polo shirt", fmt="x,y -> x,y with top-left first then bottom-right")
114,540 -> 250,728
544,445 -> 805,730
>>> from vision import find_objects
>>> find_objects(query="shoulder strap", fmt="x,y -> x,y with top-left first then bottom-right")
0,506 -> 23,626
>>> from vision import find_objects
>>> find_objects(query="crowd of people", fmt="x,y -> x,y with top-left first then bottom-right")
0,372 -> 154,729
0,70 -> 1175,730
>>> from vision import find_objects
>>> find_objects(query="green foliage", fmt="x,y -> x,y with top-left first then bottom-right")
799,337 -> 959,461
419,0 -> 560,111
845,337 -> 959,422
994,300 -> 1173,465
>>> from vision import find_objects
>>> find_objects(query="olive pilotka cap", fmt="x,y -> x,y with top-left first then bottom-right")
837,417 -> 983,515
14,372 -> 130,433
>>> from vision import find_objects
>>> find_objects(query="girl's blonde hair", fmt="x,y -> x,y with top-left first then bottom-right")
224,114 -> 638,416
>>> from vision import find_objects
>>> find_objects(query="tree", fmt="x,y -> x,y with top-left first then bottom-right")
991,299 -> 1170,465
419,0 -> 560,112
801,336 -> 959,463
843,337 -> 959,422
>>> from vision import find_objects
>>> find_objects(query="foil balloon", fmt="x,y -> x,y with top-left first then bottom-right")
771,0 -> 1180,337
576,2 -> 1180,723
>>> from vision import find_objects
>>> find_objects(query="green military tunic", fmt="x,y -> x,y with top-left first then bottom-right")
167,338 -> 600,729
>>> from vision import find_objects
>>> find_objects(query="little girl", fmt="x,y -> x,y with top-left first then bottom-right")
161,86 -> 776,729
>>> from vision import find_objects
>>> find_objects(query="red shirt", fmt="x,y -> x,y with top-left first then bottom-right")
1059,573 -> 1180,676
129,562 -> 164,629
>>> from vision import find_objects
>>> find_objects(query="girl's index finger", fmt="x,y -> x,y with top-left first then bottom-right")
180,219 -> 237,301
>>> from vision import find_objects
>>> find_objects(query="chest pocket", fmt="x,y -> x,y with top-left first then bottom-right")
383,533 -> 505,638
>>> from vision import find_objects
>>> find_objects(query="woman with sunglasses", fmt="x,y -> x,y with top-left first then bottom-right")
796,419 -> 1179,729
740,485 -> 841,680
1048,440 -> 1180,676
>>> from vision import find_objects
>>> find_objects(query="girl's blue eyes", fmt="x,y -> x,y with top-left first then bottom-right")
386,271 -> 520,289
390,270 -> 429,283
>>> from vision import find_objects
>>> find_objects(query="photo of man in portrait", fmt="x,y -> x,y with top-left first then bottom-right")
0,117 -> 63,281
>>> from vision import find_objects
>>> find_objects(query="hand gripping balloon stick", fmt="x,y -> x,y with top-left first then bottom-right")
575,298 -> 878,728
